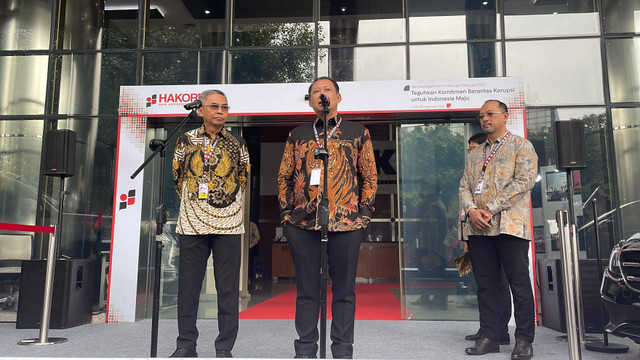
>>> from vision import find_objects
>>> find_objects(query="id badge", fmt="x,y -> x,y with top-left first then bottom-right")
474,180 -> 485,194
310,168 -> 321,186
198,182 -> 209,199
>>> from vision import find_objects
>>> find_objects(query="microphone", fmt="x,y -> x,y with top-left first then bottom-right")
320,94 -> 330,107
184,99 -> 202,110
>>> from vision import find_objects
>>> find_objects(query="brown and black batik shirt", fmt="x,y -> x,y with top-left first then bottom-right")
278,116 -> 378,232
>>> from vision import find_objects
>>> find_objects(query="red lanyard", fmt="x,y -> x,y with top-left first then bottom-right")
313,117 -> 342,149
481,131 -> 511,177
202,135 -> 220,180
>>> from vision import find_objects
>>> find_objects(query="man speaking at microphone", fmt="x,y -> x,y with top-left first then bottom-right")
278,77 -> 378,359
171,89 -> 250,358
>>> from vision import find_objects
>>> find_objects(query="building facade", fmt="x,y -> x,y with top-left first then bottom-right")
1,0 -> 639,323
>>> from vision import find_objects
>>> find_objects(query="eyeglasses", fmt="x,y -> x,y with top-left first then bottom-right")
477,111 -> 506,121
204,104 -> 230,112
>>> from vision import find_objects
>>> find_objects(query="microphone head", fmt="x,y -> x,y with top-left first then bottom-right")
184,99 -> 202,110
319,94 -> 330,106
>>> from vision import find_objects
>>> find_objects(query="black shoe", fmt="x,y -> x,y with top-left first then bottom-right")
169,348 -> 198,358
465,330 -> 509,345
465,337 -> 500,355
465,330 -> 482,341
216,350 -> 233,358
294,355 -> 315,359
511,339 -> 533,360
333,355 -> 353,359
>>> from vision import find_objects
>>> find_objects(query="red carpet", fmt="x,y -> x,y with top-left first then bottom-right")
239,283 -> 404,320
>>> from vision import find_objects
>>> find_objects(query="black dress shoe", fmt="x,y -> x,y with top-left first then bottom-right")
294,355 -> 315,359
465,330 -> 510,345
333,355 -> 353,359
465,337 -> 500,355
465,330 -> 482,341
511,339 -> 533,360
216,350 -> 233,358
169,348 -> 198,358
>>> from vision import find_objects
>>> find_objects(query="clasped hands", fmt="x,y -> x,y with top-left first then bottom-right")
468,208 -> 494,231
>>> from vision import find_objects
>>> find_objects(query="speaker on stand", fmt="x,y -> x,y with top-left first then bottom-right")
552,121 -> 627,353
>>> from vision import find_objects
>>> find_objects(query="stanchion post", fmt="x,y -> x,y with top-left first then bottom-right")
18,226 -> 68,345
557,210 -> 581,360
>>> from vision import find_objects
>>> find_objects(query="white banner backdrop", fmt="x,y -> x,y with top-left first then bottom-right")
109,77 -> 526,322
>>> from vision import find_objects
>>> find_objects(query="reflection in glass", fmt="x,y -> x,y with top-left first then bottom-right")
526,107 -> 615,258
353,46 -> 405,81
602,0 -> 640,34
0,120 -> 44,225
0,0 -> 51,50
58,54 -> 102,116
612,108 -> 640,239
143,52 -> 198,85
233,22 -> 317,47
504,0 -> 598,38
410,44 -> 468,80
61,1 -> 102,50
233,0 -> 313,47
0,55 -> 48,115
231,49 -> 317,84
506,39 -> 603,106
321,0 -> 403,45
606,38 -> 640,103
99,53 -> 137,116
409,0 -> 498,42
148,0 -> 224,48
102,5 -> 138,49
399,123 -> 469,320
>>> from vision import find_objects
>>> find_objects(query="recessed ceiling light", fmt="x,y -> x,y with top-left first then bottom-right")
340,7 -> 347,12
204,10 -> 210,15
482,1 -> 488,5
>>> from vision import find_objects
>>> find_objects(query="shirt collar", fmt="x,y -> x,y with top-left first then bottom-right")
314,115 -> 340,130
196,125 -> 228,139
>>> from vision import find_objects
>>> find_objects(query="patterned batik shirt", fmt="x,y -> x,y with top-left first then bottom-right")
459,131 -> 538,240
172,126 -> 250,235
277,116 -> 378,232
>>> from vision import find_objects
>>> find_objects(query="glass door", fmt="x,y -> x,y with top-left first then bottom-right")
397,122 -> 477,320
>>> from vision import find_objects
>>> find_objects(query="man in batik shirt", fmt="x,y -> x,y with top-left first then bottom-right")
278,77 -> 378,359
460,100 -> 538,360
170,89 -> 250,359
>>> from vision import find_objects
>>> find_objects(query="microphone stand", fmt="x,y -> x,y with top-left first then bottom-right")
580,187 -> 628,353
130,106 -> 200,357
315,98 -> 330,359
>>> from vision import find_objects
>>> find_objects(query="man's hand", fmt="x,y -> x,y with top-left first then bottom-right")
468,208 -> 493,230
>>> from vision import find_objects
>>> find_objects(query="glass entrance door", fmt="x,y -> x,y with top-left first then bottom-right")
398,122 -> 479,320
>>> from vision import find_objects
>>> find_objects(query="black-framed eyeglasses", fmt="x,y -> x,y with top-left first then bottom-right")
204,103 -> 230,112
477,111 -> 505,121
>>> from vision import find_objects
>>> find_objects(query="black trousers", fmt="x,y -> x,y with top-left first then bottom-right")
468,234 -> 535,344
176,233 -> 241,352
285,224 -> 364,358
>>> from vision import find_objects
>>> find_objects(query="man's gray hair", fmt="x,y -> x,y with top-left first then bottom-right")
199,89 -> 227,102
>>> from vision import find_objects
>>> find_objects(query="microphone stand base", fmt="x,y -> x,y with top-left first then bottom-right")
584,339 -> 629,353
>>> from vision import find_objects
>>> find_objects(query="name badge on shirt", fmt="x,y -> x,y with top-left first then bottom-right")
474,180 -> 485,194
198,182 -> 209,199
310,168 -> 321,186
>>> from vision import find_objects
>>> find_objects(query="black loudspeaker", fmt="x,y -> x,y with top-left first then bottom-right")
554,120 -> 586,170
43,129 -> 76,177
537,258 -> 605,333
16,259 -> 94,329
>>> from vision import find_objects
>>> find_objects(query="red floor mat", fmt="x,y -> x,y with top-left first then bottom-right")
239,283 -> 404,320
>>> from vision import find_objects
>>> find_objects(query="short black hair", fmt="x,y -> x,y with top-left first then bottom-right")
468,133 -> 487,145
483,99 -> 508,113
308,76 -> 340,95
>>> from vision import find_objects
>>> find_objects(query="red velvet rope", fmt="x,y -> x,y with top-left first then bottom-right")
0,222 -> 55,234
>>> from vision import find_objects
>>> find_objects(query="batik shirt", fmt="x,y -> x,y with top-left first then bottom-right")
459,131 -> 538,240
173,126 -> 250,235
278,116 -> 378,232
